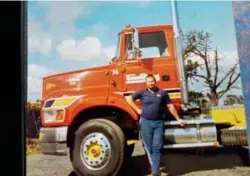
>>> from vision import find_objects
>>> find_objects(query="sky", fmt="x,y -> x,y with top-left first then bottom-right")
28,1 -> 242,103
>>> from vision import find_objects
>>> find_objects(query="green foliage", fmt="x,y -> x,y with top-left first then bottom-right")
224,95 -> 244,105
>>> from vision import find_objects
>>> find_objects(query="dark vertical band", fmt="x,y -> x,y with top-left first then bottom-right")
232,1 -> 250,163
0,1 -> 27,175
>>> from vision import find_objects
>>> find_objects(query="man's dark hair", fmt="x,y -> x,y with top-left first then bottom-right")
145,74 -> 156,81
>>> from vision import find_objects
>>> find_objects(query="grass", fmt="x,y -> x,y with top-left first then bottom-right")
26,102 -> 42,156
26,138 -> 41,156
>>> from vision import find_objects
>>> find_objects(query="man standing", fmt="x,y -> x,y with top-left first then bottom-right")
125,74 -> 186,176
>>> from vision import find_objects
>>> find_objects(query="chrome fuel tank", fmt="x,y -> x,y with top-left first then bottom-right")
163,115 -> 218,148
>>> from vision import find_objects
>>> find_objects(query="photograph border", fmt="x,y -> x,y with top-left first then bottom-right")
232,1 -> 250,162
0,1 -> 27,176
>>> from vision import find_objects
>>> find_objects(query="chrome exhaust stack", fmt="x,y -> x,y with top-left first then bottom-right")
170,0 -> 189,105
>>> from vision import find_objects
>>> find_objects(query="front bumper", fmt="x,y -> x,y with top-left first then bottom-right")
39,126 -> 68,155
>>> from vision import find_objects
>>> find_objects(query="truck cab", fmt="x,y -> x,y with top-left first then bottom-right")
108,25 -> 182,112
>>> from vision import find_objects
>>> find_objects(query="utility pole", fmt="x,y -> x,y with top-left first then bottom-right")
170,0 -> 189,104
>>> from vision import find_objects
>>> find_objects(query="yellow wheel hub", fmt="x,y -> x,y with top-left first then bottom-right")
80,132 -> 111,170
86,143 -> 102,160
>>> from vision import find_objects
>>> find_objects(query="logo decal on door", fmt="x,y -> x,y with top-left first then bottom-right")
112,70 -> 119,75
126,73 -> 160,84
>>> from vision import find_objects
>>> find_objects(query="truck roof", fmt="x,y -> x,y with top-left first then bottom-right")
119,24 -> 173,34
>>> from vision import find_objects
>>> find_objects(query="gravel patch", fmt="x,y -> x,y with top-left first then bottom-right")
27,142 -> 250,176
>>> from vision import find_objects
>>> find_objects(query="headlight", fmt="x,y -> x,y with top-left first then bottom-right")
43,109 -> 65,123
42,95 -> 85,124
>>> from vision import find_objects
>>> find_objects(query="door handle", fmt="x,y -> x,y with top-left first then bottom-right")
122,60 -> 140,65
110,80 -> 116,86
121,67 -> 126,72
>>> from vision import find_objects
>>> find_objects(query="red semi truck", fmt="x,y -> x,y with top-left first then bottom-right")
39,24 -> 247,176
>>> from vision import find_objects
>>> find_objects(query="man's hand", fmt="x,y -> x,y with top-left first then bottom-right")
178,119 -> 187,127
136,109 -> 142,115
167,104 -> 186,126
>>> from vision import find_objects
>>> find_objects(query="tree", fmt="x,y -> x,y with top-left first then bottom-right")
224,94 -> 244,105
188,90 -> 204,102
182,30 -> 241,105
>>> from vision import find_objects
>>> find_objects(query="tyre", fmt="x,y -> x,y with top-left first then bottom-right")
97,120 -> 135,158
70,119 -> 125,176
220,128 -> 248,146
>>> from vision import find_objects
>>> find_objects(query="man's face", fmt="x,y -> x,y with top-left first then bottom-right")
146,76 -> 156,89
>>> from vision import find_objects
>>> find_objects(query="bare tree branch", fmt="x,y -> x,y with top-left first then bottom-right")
218,72 -> 241,98
214,48 -> 219,85
216,62 -> 238,88
183,30 -> 242,105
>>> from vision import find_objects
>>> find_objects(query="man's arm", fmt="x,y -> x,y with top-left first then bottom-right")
167,104 -> 181,120
125,90 -> 142,115
165,91 -> 186,126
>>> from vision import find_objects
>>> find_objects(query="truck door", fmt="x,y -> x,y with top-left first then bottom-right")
108,34 -> 125,97
122,30 -> 180,96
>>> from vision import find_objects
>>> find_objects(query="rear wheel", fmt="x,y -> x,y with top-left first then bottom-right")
70,119 -> 125,176
220,128 -> 248,146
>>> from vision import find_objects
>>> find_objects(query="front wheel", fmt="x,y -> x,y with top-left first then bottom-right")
70,119 -> 125,176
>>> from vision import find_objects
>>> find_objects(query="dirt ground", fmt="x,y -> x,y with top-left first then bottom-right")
27,142 -> 250,176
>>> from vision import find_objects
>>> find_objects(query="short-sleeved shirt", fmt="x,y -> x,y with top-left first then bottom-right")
131,87 -> 172,120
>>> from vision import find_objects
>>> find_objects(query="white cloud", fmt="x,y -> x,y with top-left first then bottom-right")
218,51 -> 239,68
28,20 -> 52,54
28,64 -> 56,101
29,37 -> 52,54
28,2 -> 112,56
56,37 -> 116,62
28,1 -> 92,55
38,1 -> 90,42
39,1 -> 90,25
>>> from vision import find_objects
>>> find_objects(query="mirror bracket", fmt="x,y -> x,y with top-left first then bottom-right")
131,28 -> 140,59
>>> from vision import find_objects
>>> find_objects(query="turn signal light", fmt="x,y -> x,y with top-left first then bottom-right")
56,110 -> 64,121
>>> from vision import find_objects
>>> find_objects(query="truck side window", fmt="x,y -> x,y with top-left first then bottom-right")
125,31 -> 170,60
139,31 -> 170,59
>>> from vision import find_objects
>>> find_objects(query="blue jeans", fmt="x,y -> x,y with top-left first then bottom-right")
139,117 -> 164,173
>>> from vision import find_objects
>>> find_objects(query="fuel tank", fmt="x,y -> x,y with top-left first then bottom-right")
163,115 -> 218,148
